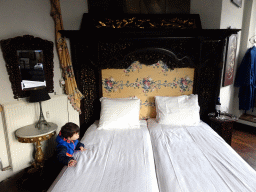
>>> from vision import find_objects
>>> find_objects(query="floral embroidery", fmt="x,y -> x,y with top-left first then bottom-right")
117,80 -> 138,90
161,80 -> 177,89
175,76 -> 193,92
67,88 -> 84,114
138,77 -> 157,94
102,76 -> 193,94
134,80 -> 141,89
64,66 -> 75,78
102,63 -> 194,120
124,61 -> 142,75
141,100 -> 155,107
124,61 -> 171,75
102,77 -> 118,93
152,60 -> 170,75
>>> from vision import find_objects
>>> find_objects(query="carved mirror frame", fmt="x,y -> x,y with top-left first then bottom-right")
0,35 -> 54,99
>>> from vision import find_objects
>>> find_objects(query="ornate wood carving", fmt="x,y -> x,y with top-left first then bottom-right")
81,14 -> 202,30
17,131 -> 56,169
118,48 -> 194,69
80,66 -> 98,123
195,40 -> 225,122
97,38 -> 198,69
0,35 -> 54,99
95,17 -> 198,29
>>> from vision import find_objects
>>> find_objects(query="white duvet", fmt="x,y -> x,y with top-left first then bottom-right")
48,120 -> 159,192
147,118 -> 256,192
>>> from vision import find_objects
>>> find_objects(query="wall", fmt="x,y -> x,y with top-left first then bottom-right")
0,95 -> 80,181
0,0 -> 87,182
0,0 -> 87,103
220,0 -> 256,118
126,0 -> 190,14
238,0 -> 256,117
88,0 -> 190,14
219,0 -> 244,117
190,0 -> 222,29
192,0 -> 256,118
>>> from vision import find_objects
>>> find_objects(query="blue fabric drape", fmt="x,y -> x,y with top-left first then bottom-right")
235,46 -> 256,111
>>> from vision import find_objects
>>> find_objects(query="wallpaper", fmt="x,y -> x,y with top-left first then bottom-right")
102,61 -> 194,119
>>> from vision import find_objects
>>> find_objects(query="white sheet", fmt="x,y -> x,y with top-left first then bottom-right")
48,120 -> 159,192
147,118 -> 256,192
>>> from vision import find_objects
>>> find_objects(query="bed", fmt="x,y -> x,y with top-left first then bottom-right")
49,14 -> 256,192
148,118 -> 256,191
49,119 -> 159,192
48,52 -> 256,191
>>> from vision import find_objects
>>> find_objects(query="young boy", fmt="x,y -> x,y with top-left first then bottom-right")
56,122 -> 86,167
37,123 -> 86,191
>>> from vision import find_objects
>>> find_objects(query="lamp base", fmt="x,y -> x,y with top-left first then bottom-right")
35,120 -> 51,129
35,101 -> 51,129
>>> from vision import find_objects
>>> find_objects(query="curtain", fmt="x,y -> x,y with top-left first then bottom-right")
50,0 -> 84,114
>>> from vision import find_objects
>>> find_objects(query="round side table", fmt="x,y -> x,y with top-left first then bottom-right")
15,122 -> 58,171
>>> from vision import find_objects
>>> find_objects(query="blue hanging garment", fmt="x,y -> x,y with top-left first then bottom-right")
235,46 -> 256,111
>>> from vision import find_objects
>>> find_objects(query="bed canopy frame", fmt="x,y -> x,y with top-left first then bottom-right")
60,14 -> 240,136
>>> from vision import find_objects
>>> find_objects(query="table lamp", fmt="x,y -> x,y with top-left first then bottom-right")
29,88 -> 51,128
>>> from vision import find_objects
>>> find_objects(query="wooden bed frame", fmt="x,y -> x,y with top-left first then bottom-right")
60,14 -> 240,136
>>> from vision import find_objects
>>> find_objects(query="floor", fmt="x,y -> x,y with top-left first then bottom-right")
0,160 -> 58,192
231,128 -> 256,170
1,127 -> 256,192
0,168 -> 51,192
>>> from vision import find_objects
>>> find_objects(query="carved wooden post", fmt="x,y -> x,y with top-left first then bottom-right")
35,140 -> 44,164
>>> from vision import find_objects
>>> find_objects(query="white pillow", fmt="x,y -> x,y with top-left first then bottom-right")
98,98 -> 140,129
155,94 -> 200,126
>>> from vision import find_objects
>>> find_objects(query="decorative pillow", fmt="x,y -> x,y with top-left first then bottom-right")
98,98 -> 140,129
155,94 -> 200,126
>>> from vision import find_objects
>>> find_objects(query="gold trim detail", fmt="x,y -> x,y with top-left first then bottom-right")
95,17 -> 197,29
17,131 -> 56,143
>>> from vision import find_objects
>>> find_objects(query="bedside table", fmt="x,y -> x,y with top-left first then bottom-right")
15,122 -> 58,171
208,113 -> 238,145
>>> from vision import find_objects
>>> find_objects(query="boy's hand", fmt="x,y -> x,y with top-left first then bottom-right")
68,159 -> 77,167
80,146 -> 86,151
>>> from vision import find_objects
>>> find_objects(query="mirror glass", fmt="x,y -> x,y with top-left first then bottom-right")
17,50 -> 46,90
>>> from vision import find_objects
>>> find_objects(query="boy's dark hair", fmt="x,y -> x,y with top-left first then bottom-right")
60,122 -> 80,138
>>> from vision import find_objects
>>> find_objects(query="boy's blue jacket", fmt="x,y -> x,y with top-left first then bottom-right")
56,133 -> 84,166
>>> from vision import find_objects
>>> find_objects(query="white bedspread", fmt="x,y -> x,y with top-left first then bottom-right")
147,118 -> 256,192
48,120 -> 159,192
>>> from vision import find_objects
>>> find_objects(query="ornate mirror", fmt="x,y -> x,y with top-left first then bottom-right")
0,35 -> 54,99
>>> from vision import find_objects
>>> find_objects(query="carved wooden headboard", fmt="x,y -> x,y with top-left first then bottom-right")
101,48 -> 195,120
60,14 -> 240,135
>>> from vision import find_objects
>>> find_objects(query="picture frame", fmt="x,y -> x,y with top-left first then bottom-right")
0,35 -> 54,99
223,34 -> 237,87
231,0 -> 242,8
